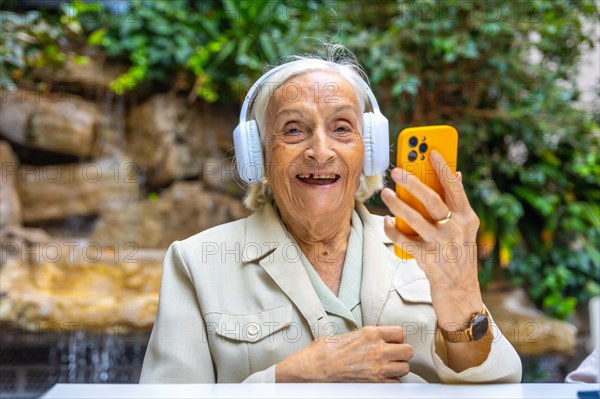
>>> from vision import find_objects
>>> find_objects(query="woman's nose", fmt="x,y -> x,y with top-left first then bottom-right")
304,130 -> 335,164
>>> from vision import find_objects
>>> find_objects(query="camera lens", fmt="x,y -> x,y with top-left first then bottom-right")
419,143 -> 428,154
408,150 -> 418,162
408,137 -> 418,148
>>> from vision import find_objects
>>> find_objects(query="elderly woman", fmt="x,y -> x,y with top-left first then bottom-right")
140,48 -> 522,383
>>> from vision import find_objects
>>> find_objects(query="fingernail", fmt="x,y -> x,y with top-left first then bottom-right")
391,168 -> 405,182
384,215 -> 393,226
457,171 -> 462,182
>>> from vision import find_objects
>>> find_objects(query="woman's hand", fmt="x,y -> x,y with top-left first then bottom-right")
380,150 -> 483,334
276,326 -> 413,382
380,150 -> 491,372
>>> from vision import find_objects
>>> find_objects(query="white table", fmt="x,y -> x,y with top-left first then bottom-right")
42,383 -> 599,398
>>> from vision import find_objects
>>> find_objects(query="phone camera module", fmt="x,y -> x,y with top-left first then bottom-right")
408,150 -> 418,162
419,143 -> 428,154
408,137 -> 418,148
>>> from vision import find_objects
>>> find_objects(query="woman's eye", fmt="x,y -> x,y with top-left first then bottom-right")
335,126 -> 350,133
280,125 -> 306,142
283,122 -> 306,135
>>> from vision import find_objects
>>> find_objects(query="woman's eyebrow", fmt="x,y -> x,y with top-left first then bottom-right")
330,104 -> 358,115
274,108 -> 304,120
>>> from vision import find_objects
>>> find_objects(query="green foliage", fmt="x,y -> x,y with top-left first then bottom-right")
336,0 -> 600,319
54,0 -> 329,100
0,7 -> 88,88
1,0 -> 598,319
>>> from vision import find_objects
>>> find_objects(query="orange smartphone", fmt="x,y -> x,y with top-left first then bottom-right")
394,125 -> 458,260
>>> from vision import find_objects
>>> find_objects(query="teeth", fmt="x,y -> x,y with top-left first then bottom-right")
316,174 -> 337,179
298,173 -> 338,179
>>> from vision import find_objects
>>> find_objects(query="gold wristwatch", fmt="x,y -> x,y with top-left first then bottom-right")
438,305 -> 489,343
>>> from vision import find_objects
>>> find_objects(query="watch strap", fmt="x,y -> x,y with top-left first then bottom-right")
438,305 -> 488,343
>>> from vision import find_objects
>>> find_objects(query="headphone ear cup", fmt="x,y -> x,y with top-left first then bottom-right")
245,120 -> 264,183
362,112 -> 375,176
372,111 -> 389,175
362,111 -> 390,176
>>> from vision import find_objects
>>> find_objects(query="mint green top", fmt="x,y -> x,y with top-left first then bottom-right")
293,210 -> 364,335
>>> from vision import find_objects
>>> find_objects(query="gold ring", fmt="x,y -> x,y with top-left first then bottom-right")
435,210 -> 452,225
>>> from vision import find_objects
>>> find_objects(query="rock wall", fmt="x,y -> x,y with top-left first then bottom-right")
1,90 -> 99,157
0,59 -> 248,245
0,142 -> 22,232
0,58 -> 249,331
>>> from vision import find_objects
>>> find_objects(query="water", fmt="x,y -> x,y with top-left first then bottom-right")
98,90 -> 127,158
0,330 -> 149,399
51,331 -> 146,384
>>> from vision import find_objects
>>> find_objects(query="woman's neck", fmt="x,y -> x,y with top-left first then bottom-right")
277,204 -> 353,269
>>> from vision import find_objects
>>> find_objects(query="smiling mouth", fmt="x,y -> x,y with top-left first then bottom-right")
296,173 -> 341,186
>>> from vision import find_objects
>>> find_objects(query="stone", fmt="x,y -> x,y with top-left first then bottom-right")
17,157 -> 139,223
0,90 -> 98,157
159,182 -> 249,245
0,247 -> 165,332
483,287 -> 577,356
150,142 -> 197,188
191,101 -> 238,156
0,225 -> 53,270
0,141 -> 22,233
32,53 -> 128,93
92,181 -> 250,248
126,94 -> 190,186
2,226 -> 51,246
126,94 -> 238,186
201,157 -> 246,198
92,201 -> 163,249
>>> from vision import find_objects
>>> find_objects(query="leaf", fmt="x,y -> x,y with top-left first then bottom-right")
0,64 -> 16,87
211,41 -> 235,67
258,32 -> 276,62
73,55 -> 90,65
87,28 -> 107,46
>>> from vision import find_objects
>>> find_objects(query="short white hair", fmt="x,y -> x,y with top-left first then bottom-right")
243,45 -> 385,211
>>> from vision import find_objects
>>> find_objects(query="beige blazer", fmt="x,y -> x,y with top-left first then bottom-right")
140,201 -> 522,383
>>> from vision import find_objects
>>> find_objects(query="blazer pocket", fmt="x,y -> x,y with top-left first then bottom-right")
214,305 -> 293,343
395,278 -> 433,304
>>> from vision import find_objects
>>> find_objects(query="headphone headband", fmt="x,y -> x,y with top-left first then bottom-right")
239,60 -> 384,127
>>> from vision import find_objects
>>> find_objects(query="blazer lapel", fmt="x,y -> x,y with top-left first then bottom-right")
361,239 -> 401,326
356,201 -> 431,326
242,202 -> 330,340
356,202 -> 402,326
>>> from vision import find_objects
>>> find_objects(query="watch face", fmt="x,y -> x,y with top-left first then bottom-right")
471,314 -> 489,341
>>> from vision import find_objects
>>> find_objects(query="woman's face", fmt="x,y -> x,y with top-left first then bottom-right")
264,70 -> 364,220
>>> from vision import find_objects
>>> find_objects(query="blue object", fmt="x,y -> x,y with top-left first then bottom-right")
578,390 -> 600,399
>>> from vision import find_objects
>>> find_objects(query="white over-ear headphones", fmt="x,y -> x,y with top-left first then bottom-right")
233,61 -> 389,184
